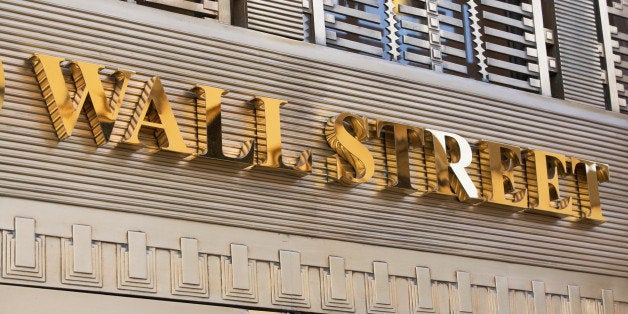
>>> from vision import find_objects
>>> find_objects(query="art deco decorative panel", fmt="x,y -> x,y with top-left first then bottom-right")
0,0 -> 626,281
0,207 -> 626,313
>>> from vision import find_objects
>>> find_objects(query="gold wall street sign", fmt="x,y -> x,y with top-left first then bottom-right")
0,53 -> 611,222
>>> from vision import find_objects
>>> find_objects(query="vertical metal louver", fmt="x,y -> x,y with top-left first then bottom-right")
552,0 -> 606,109
396,0 -> 470,75
316,0 -> 473,74
435,1 -> 470,75
245,0 -> 306,41
396,1 -> 433,69
478,0 -> 546,92
607,0 -> 627,113
307,0 -> 555,95
117,0 -> 627,105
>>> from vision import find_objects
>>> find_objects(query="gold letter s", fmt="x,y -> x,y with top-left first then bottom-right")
325,113 -> 375,185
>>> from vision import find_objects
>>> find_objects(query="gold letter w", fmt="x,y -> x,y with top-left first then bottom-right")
30,53 -> 133,146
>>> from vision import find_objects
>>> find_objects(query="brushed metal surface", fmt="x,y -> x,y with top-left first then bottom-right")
72,224 -> 93,274
0,284 -> 249,314
532,281 -> 547,314
415,267 -> 433,310
0,0 -> 626,283
279,250 -> 302,295
328,256 -> 346,300
495,276 -> 510,314
602,289 -> 615,314
180,237 -> 200,285
568,285 -> 583,314
230,244 -> 251,290
456,271 -> 472,313
127,231 -> 148,280
14,217 -> 36,268
372,261 -> 391,305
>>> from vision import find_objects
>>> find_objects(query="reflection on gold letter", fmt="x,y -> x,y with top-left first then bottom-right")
252,97 -> 311,173
571,158 -> 609,222
192,85 -> 254,165
30,54 -> 133,145
377,121 -> 427,193
123,77 -> 189,154
479,141 -> 527,208
526,150 -> 574,217
325,113 -> 374,185
0,59 -> 4,110
428,129 -> 480,202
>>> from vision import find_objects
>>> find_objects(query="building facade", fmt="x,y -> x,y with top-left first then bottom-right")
0,0 -> 626,313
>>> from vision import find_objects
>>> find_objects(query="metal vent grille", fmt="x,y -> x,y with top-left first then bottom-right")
553,0 -> 606,109
246,0 -> 305,41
